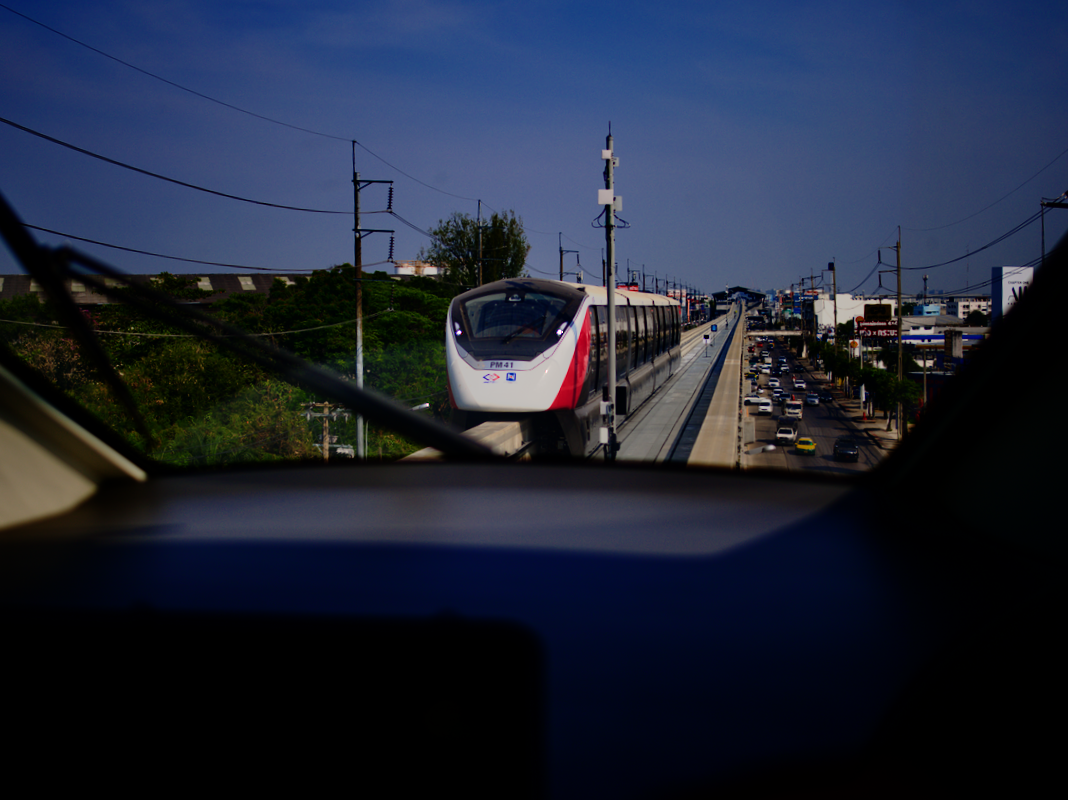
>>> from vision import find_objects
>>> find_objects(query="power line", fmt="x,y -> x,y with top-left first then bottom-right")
23,222 -> 397,273
0,2 -> 352,143
0,2 -> 481,204
848,207 -> 1045,294
844,258 -> 883,294
24,224 -> 315,272
905,144 -> 1068,232
903,210 -> 1043,271
0,115 -> 350,214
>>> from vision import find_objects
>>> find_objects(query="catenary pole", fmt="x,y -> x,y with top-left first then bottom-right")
602,128 -> 619,461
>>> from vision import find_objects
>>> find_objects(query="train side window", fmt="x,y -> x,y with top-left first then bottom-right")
652,306 -> 660,356
588,306 -> 602,402
616,306 -> 629,379
627,307 -> 638,371
637,307 -> 648,366
657,306 -> 667,354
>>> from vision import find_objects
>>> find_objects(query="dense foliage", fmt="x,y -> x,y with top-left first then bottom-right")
0,267 -> 461,465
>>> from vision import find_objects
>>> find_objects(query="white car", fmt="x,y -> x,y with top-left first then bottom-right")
768,378 -> 781,388
793,379 -> 806,390
775,426 -> 799,444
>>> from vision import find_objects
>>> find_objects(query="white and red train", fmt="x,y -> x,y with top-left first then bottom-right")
446,279 -> 681,456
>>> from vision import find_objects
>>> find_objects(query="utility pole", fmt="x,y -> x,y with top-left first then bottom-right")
876,232 -> 903,438
559,233 -> 578,281
829,259 -> 838,360
599,127 -> 621,461
478,200 -> 483,286
896,227 -> 902,440
352,144 -> 394,460
1041,189 -> 1068,268
303,402 -> 352,463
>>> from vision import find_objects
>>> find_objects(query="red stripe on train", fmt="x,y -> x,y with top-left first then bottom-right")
549,309 -> 591,410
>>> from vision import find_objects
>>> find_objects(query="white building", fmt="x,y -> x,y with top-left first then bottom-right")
811,294 -> 900,330
945,296 -> 990,319
392,260 -> 441,278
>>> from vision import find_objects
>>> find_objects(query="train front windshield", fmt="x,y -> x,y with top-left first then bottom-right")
452,283 -> 584,361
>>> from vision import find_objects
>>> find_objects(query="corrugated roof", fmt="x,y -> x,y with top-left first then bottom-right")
0,273 -> 304,305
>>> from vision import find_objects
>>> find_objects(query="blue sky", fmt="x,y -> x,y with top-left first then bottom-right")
2,1 -> 1066,297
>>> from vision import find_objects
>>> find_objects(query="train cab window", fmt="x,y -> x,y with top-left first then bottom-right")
452,282 -> 584,361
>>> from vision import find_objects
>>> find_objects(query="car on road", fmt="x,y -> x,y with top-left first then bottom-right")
780,363 -> 790,373
743,394 -> 763,405
756,398 -> 773,415
805,392 -> 820,406
795,437 -> 816,456
776,425 -> 799,444
793,378 -> 806,390
833,437 -> 860,462
819,391 -> 834,403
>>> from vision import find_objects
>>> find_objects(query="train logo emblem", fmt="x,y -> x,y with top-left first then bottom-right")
483,373 -> 500,383
506,373 -> 517,382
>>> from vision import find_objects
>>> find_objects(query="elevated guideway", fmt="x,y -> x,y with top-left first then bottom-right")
615,308 -> 740,462
678,308 -> 745,468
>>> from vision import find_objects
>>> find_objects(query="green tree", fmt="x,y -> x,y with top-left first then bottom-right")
964,309 -> 989,326
421,210 -> 530,287
877,344 -> 920,374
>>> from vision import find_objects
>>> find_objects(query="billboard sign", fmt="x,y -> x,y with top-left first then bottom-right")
858,320 -> 896,338
991,266 -> 1033,321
